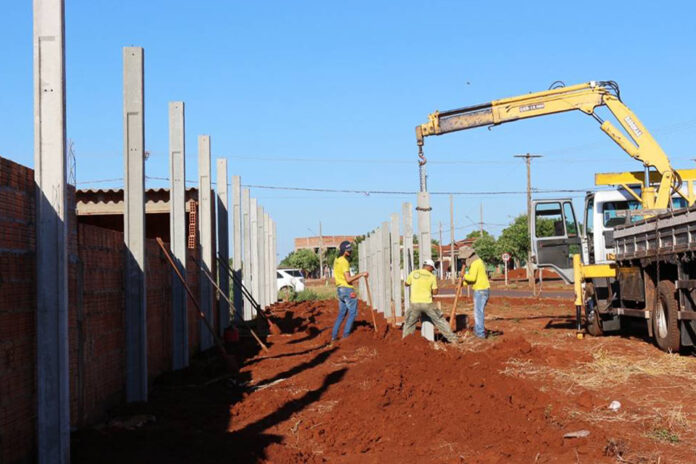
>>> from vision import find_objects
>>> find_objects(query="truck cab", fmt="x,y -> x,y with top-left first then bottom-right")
532,189 -> 688,282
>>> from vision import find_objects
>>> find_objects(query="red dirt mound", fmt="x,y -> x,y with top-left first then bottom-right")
73,299 -> 666,463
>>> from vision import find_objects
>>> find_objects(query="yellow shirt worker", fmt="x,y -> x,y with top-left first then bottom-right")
331,241 -> 368,342
402,260 -> 459,343
460,247 -> 490,339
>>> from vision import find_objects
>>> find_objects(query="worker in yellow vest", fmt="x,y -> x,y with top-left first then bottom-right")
331,241 -> 368,342
459,247 -> 490,338
403,259 -> 460,343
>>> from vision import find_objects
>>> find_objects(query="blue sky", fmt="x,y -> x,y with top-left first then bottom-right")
2,1 -> 695,259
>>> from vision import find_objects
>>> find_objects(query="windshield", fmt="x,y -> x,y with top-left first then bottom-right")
603,197 -> 690,228
286,270 -> 303,277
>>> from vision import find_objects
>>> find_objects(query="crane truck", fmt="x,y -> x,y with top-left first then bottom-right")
416,81 -> 696,352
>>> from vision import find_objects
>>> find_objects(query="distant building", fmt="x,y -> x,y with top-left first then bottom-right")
294,235 -> 357,254
435,238 -> 477,276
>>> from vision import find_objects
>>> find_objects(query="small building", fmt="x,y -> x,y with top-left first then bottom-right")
435,238 -> 476,277
294,235 -> 357,254
75,187 -> 206,242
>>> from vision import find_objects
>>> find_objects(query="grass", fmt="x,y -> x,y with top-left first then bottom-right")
280,283 -> 339,302
502,348 -> 696,390
502,352 -> 695,441
304,284 -> 339,300
647,427 -> 680,443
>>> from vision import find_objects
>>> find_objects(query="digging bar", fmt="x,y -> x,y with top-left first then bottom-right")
155,238 -> 238,372
193,256 -> 273,347
449,265 -> 465,331
364,277 -> 378,332
217,256 -> 266,319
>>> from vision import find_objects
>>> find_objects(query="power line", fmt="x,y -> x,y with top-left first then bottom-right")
77,175 -> 599,196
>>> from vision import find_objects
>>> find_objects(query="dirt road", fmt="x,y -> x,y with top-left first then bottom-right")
73,297 -> 696,463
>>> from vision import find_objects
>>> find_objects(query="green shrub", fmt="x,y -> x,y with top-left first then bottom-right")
288,289 -> 320,303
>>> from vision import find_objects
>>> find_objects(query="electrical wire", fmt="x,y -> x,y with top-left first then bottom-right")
76,175 -> 600,196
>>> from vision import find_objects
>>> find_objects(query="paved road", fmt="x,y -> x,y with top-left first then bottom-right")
436,288 -> 574,299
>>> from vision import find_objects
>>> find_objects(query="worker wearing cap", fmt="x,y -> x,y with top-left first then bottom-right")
331,241 -> 368,342
459,246 -> 490,338
403,259 -> 460,343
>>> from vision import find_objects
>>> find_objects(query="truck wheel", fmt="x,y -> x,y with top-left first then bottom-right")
653,281 -> 680,352
584,283 -> 603,337
586,307 -> 603,337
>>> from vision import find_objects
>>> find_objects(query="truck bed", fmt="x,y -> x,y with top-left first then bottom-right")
613,205 -> 696,261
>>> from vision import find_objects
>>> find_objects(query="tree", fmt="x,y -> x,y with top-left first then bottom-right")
466,230 -> 491,239
495,215 -> 530,264
323,248 -> 338,270
348,235 -> 365,272
473,234 -> 500,266
280,249 -> 319,276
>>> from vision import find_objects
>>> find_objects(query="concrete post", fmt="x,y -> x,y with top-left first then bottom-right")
363,235 -> 370,304
257,205 -> 266,309
358,241 -> 366,299
123,46 -> 148,401
34,0 -> 70,460
242,189 -> 252,320
265,213 -> 272,307
366,234 -> 374,304
402,202 -> 414,314
391,213 -> 402,320
374,226 -> 383,313
169,101 -> 187,370
417,192 -> 432,266
232,176 -> 243,319
250,198 -> 259,312
417,192 -> 434,340
271,219 -> 278,303
369,232 -> 377,309
381,220 -> 392,319
216,158 -> 229,334
198,135 -> 213,350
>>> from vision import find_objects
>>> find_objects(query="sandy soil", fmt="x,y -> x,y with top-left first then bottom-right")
72,296 -> 696,463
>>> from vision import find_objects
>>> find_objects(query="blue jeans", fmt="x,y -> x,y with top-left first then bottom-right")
473,289 -> 490,338
332,287 -> 358,340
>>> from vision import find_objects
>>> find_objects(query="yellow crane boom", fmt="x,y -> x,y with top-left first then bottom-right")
415,81 -> 679,210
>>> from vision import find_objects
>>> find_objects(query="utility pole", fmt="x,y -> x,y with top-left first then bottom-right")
318,221 -> 324,280
514,153 -> 543,295
450,195 -> 455,283
480,202 -> 484,237
438,221 -> 444,279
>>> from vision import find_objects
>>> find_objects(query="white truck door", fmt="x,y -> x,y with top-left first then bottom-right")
530,199 -> 581,284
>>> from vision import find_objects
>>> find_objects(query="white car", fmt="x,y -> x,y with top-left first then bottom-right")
277,268 -> 305,294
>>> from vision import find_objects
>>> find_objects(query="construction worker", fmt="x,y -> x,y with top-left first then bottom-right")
459,247 -> 490,338
403,259 -> 459,343
331,241 -> 368,342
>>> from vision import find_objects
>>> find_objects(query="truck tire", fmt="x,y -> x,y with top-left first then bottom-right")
586,307 -> 603,337
584,283 -> 603,337
653,281 -> 680,352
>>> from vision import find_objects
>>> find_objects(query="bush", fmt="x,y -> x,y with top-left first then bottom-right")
288,289 -> 320,303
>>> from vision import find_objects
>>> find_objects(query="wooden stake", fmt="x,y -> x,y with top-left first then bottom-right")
364,277 -> 378,332
449,265 -> 465,331
197,256 -> 281,336
155,238 -> 240,369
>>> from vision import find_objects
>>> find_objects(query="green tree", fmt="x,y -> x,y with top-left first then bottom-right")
495,215 -> 530,264
349,235 -> 365,272
323,248 -> 338,269
466,230 -> 491,239
280,249 -> 319,276
473,234 -> 500,265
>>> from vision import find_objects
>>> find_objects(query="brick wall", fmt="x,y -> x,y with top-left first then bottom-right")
0,157 -> 37,464
0,156 -> 211,463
